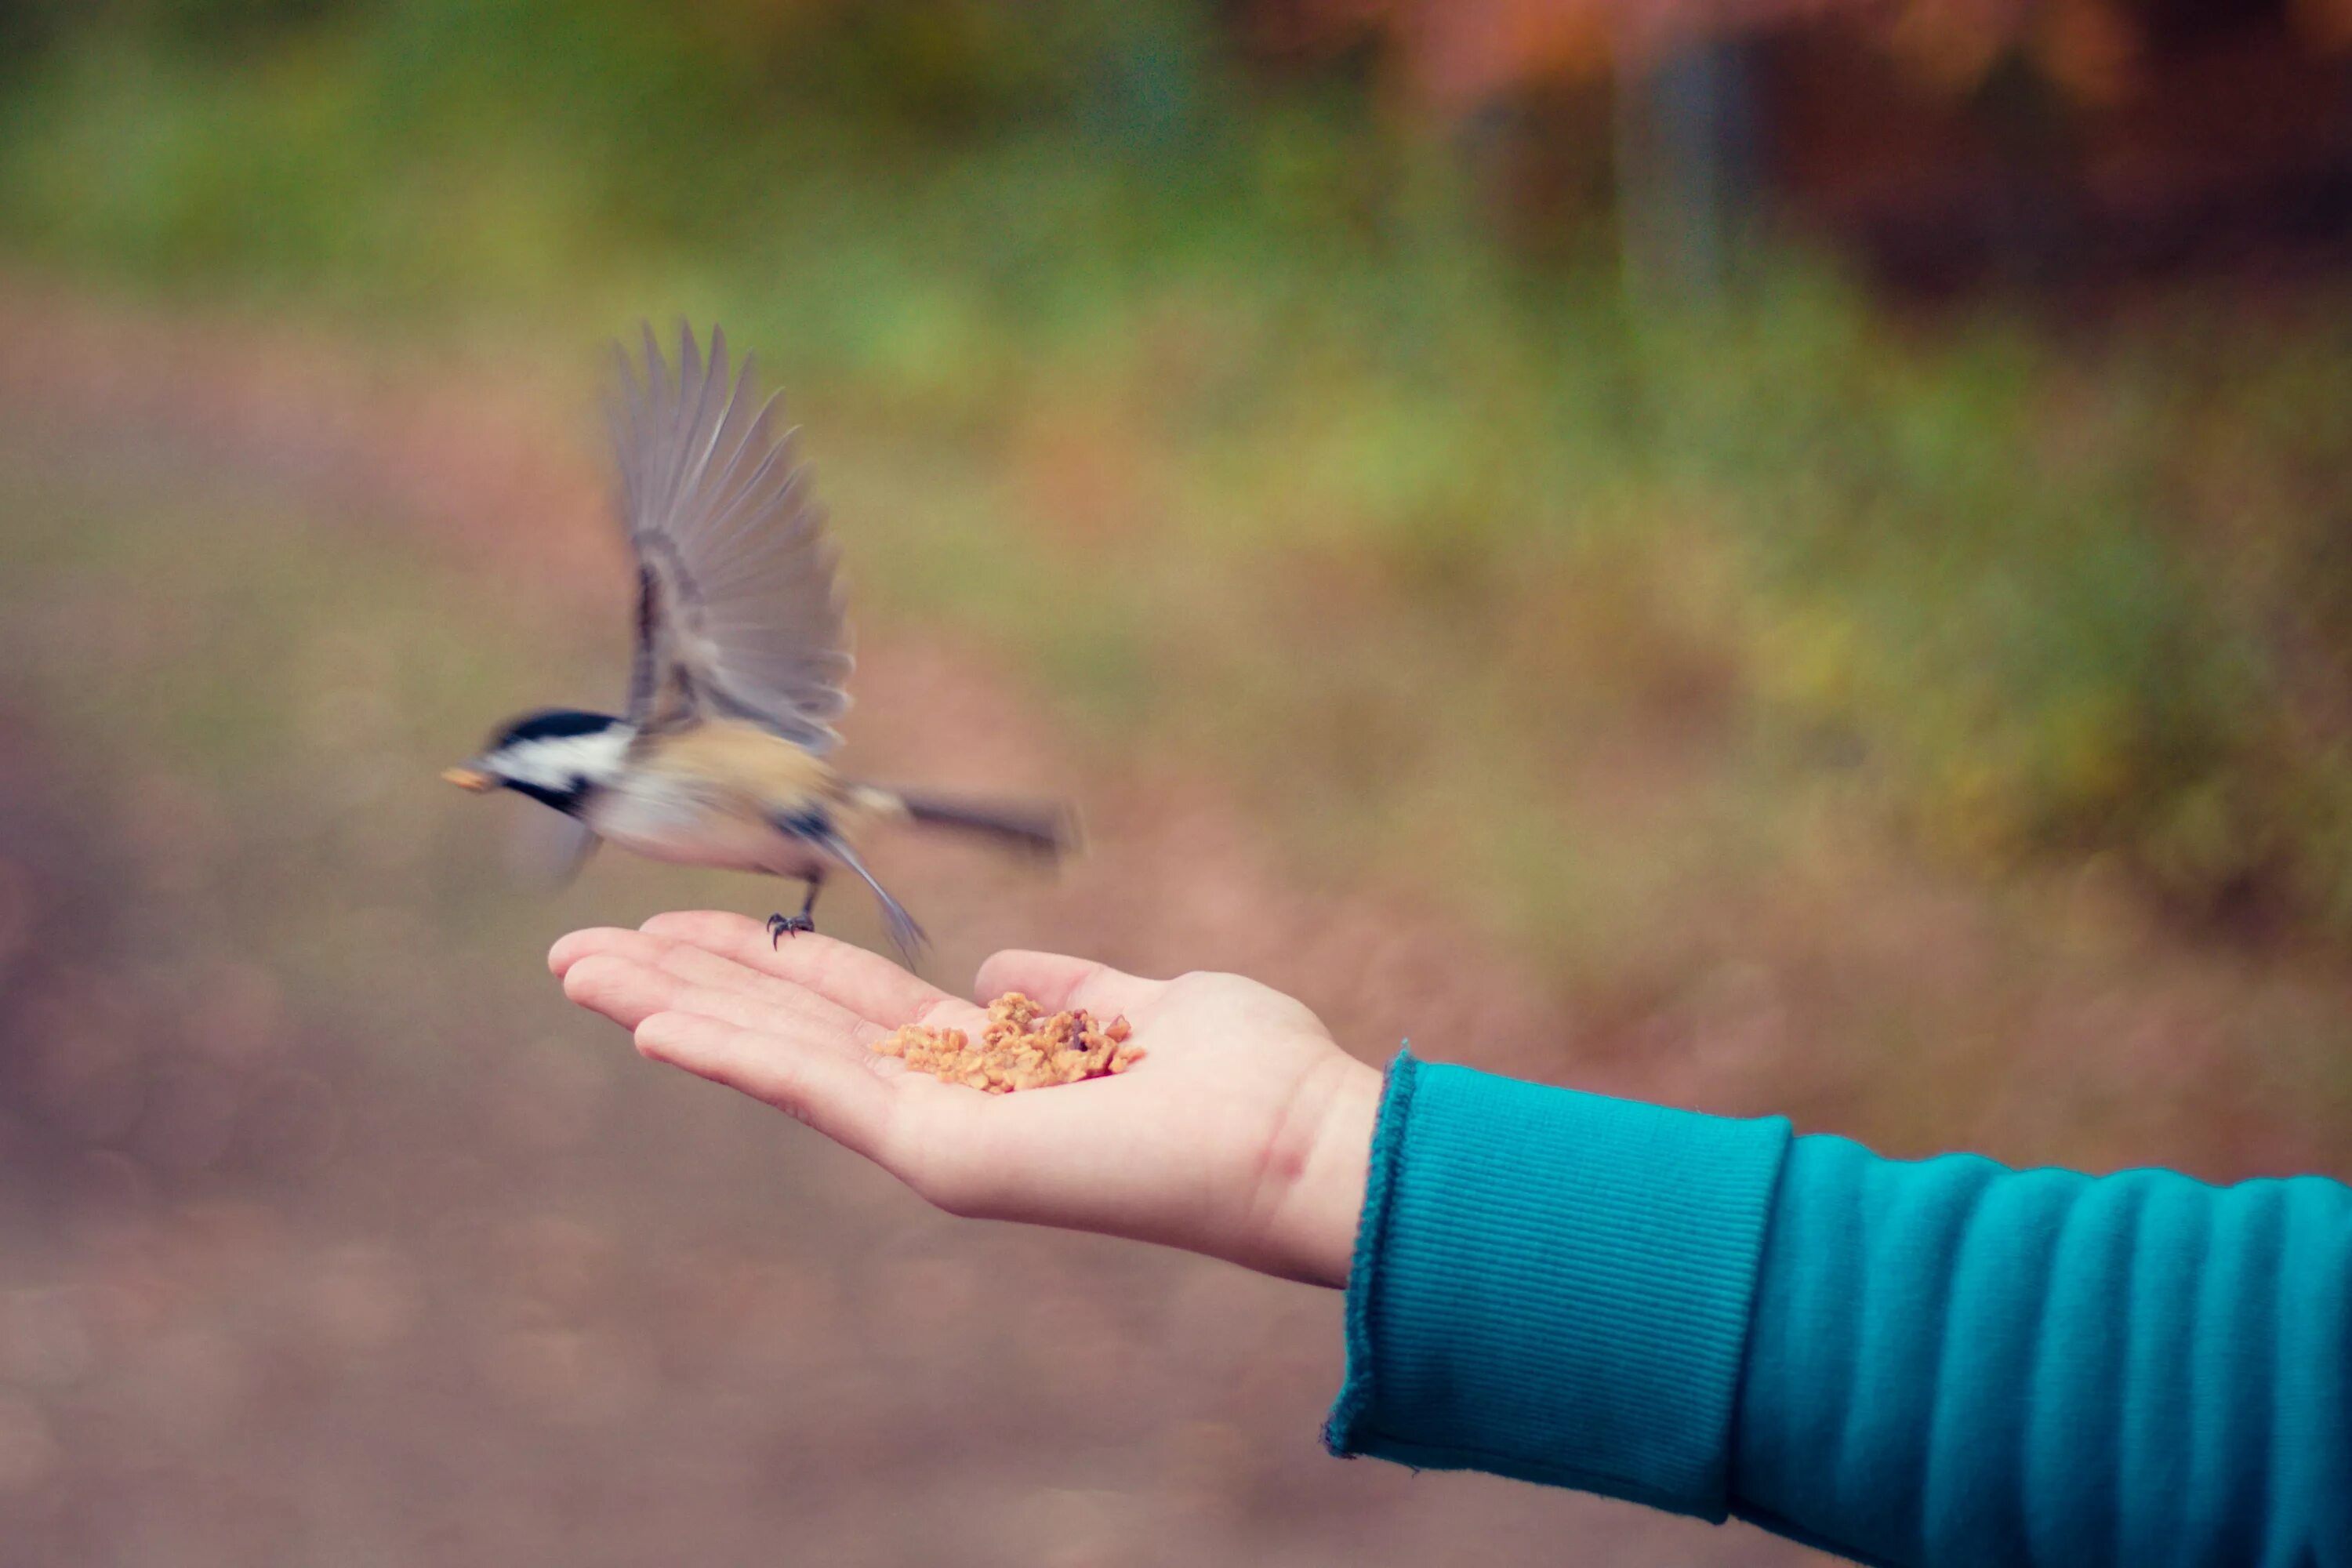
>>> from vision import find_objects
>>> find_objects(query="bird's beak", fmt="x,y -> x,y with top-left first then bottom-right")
441,765 -> 496,793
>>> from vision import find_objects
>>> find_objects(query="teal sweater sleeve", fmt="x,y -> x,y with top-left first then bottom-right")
1324,1052 -> 2352,1567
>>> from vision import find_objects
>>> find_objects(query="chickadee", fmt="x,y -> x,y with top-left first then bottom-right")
443,322 -> 1073,963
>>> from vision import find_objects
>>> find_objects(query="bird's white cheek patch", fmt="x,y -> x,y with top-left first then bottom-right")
506,731 -> 631,792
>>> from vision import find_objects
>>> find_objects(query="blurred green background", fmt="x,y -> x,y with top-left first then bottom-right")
1,1 -> 2350,1563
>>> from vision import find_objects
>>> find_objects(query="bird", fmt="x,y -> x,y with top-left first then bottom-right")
441,321 -> 1075,964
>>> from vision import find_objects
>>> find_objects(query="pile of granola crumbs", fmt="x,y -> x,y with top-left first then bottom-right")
875,992 -> 1143,1094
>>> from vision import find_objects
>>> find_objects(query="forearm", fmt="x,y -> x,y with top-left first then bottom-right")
1325,1054 -> 2352,1566
1734,1134 -> 2352,1566
1323,1052 -> 1789,1508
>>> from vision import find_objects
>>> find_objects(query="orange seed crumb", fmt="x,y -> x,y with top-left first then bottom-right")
873,992 -> 1145,1094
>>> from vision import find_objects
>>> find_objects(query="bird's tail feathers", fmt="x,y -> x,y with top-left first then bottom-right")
811,827 -> 928,962
877,790 -> 1078,860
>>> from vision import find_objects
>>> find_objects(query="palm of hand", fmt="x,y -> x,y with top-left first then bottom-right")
550,913 -> 1381,1286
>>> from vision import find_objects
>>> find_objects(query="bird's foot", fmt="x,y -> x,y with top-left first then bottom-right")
767,911 -> 816,947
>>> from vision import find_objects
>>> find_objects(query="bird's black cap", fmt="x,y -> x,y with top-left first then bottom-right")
490,708 -> 624,748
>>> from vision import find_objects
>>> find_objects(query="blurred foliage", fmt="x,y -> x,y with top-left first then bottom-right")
2,0 -> 2352,952
1247,0 -> 2352,107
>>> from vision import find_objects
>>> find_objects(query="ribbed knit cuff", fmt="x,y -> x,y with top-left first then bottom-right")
1323,1052 -> 1792,1520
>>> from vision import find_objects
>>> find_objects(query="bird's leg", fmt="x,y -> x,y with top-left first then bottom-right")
768,874 -> 822,946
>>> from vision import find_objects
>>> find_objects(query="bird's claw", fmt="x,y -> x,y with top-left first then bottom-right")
767,911 -> 815,947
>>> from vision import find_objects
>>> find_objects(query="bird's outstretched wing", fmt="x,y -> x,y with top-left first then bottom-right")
608,321 -> 851,750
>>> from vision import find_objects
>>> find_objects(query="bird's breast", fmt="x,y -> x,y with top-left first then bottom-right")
583,774 -> 804,873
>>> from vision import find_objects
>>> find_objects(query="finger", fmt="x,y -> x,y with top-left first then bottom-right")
561,953 -> 685,1031
644,936 -> 877,1013
659,972 -> 911,1062
550,927 -> 647,978
642,911 -> 949,1026
556,927 -> 774,1003
636,1011 -> 895,1160
974,950 -> 1160,1016
566,952 -> 909,1065
555,927 -> 679,974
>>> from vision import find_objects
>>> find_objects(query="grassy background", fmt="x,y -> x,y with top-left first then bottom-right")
9,1 -> 2351,953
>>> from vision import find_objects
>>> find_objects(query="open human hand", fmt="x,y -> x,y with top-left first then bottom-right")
549,913 -> 1384,1287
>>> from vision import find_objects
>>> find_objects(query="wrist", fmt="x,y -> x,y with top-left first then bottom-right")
1272,1053 -> 1385,1288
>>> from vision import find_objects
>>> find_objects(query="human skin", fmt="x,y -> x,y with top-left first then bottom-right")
549,913 -> 1385,1287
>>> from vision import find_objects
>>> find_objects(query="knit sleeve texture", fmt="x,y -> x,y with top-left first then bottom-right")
1326,1051 -> 2352,1567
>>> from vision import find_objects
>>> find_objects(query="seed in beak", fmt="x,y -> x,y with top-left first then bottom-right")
441,767 -> 496,792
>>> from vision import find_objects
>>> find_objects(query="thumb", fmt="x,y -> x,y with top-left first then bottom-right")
975,950 -> 1160,1016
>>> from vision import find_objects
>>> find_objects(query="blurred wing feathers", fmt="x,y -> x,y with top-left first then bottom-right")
609,321 -> 851,750
503,802 -> 599,892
